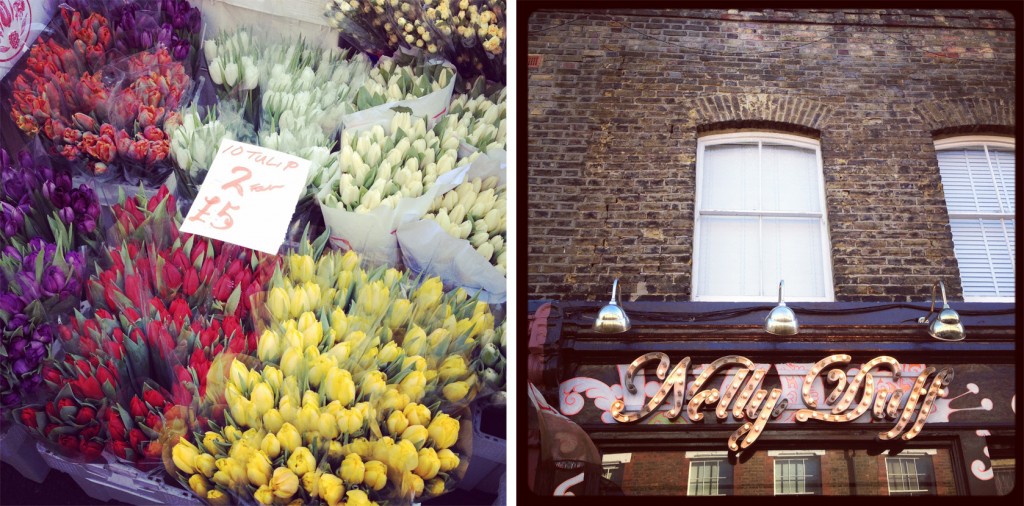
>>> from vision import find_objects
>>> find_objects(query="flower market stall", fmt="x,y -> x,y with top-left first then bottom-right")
0,1 -> 507,504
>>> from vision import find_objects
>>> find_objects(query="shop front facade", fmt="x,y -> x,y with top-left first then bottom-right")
525,6 -> 1017,497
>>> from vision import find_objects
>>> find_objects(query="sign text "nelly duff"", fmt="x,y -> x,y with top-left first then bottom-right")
610,354 -> 953,451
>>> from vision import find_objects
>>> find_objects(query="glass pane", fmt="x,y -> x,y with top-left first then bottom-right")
761,218 -> 826,298
702,144 -> 760,211
761,144 -> 820,212
698,216 -> 760,297
951,218 -> 1015,298
990,148 -> 1015,212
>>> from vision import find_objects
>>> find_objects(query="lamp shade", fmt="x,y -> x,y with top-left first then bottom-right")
764,280 -> 799,335
593,278 -> 630,333
924,281 -> 965,341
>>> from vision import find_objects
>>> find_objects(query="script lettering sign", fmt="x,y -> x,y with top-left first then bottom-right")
609,354 -> 953,451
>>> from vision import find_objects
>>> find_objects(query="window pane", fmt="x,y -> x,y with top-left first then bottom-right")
950,218 -> 1015,297
698,216 -> 760,297
938,149 -> 1003,213
702,144 -> 760,211
761,144 -> 820,212
761,218 -> 825,298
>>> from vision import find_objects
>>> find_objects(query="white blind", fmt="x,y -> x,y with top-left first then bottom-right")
937,145 -> 1015,299
696,136 -> 832,300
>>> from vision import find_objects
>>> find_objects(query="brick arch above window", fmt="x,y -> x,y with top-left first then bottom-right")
682,94 -> 836,132
913,97 -> 1015,133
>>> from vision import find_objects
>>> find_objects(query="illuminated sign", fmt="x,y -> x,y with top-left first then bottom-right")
609,354 -> 953,451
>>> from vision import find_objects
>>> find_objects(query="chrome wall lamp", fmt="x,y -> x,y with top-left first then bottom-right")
764,280 -> 798,335
592,278 -> 631,333
918,280 -> 965,341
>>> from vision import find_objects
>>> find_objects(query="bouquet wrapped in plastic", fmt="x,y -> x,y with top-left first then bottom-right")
6,1 -> 201,185
168,240 -> 501,504
1,145 -> 99,411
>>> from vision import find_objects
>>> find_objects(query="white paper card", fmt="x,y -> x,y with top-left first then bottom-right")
180,140 -> 311,254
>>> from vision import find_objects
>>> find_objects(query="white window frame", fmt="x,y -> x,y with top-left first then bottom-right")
934,136 -> 1015,302
687,459 -> 727,496
772,451 -> 822,496
693,132 -> 835,302
885,455 -> 931,495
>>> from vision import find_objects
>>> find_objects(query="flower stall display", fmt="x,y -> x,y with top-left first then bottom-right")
0,0 -> 506,502
324,0 -> 505,83
6,1 -> 202,185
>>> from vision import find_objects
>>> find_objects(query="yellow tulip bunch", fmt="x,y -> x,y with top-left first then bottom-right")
170,247 -> 496,503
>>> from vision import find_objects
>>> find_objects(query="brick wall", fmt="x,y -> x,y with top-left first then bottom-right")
527,8 -> 1015,302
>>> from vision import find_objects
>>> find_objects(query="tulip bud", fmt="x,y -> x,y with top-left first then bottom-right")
323,368 -> 355,405
203,432 -> 227,455
346,489 -> 373,506
172,440 -> 200,474
387,299 -> 412,330
287,447 -> 317,477
476,242 -> 494,262
327,342 -> 351,364
250,383 -> 275,415
399,370 -> 427,402
363,460 -> 388,491
319,473 -> 345,506
194,453 -> 217,478
261,433 -> 281,459
297,311 -> 324,349
289,255 -> 315,283
255,484 -> 274,505
360,371 -> 387,398
307,355 -> 335,389
401,425 -> 429,451
271,467 -> 299,499
247,451 -> 273,487
436,448 -> 459,471
257,330 -> 283,363
427,413 -> 460,450
439,355 -> 468,382
443,381 -> 471,403
189,474 -> 211,497
263,408 -> 285,434
297,404 -> 321,435
340,452 -> 365,484
268,287 -> 290,322
276,423 -> 302,453
387,410 -> 409,436
280,347 -> 303,377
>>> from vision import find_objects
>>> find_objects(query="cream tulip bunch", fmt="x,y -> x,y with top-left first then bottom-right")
166,104 -> 235,179
351,55 -> 454,112
169,246 -> 496,503
440,76 -> 505,153
424,177 -> 506,273
428,0 -> 505,57
204,29 -> 261,104
320,112 -> 478,213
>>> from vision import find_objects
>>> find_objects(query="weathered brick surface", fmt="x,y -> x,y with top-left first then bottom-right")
527,9 -> 1015,302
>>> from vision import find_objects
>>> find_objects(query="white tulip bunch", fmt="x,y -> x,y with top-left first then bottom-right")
438,78 -> 506,153
428,0 -> 506,57
321,112 -> 477,213
167,104 -> 235,178
425,176 -> 506,273
204,30 -> 260,98
352,56 -> 454,111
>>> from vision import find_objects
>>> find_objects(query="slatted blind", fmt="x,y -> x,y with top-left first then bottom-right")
937,145 -> 1015,299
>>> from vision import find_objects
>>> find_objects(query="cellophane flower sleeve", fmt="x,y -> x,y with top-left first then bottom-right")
165,237 -> 496,504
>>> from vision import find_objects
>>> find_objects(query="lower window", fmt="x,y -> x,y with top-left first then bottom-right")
885,454 -> 936,495
687,459 -> 733,496
773,455 -> 822,495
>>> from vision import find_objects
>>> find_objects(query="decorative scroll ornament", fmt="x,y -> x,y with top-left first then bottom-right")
609,354 -> 953,451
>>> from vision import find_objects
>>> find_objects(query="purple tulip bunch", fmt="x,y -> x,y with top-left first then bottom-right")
1,239 -> 88,407
112,0 -> 201,62
1,147 -> 98,409
1,147 -> 100,240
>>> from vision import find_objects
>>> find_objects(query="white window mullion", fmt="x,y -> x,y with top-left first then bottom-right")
982,146 -> 1006,214
757,141 -> 764,298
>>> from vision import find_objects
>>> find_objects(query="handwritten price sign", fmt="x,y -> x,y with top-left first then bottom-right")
180,140 -> 311,254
